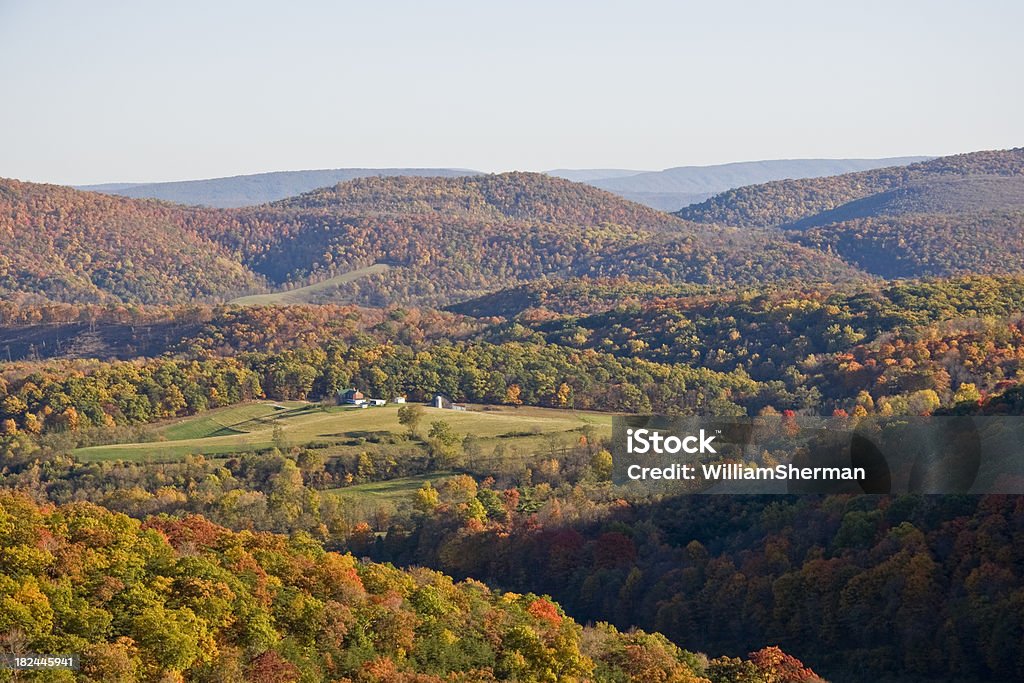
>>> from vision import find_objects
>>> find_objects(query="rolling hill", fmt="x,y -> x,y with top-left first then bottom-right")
678,148 -> 1024,228
0,178 -> 263,304
2,492 -> 804,682
676,148 -> 1024,279
8,150 -> 1024,306
794,210 -> 1024,279
202,172 -> 868,304
0,172 -> 867,306
782,176 -> 1024,230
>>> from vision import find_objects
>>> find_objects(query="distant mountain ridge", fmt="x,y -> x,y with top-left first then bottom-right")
550,157 -> 932,210
78,168 -> 480,208
76,157 -> 931,211
545,169 -> 649,183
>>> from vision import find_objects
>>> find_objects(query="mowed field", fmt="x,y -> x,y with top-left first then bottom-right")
228,264 -> 391,306
74,401 -> 613,463
327,472 -> 456,506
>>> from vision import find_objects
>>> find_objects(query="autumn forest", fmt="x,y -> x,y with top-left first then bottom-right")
2,148 -> 1024,682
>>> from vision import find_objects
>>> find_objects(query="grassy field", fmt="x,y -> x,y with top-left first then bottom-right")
326,472 -> 455,505
74,402 -> 613,463
159,402 -> 304,440
228,264 -> 391,306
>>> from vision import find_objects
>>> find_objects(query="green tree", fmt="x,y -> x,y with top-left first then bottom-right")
131,604 -> 211,672
272,423 -> 288,451
414,482 -> 440,514
954,382 -> 982,406
590,449 -> 614,481
428,420 -> 462,466
398,403 -> 425,436
907,389 -> 941,415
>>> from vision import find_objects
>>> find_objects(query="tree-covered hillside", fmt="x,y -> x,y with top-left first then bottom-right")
675,148 -> 1024,280
3,272 -> 1024,681
678,148 -> 1024,228
5,276 -> 1024,426
0,492 -> 824,682
783,177 -> 1024,230
10,151 -> 1024,307
373,489 -> 1024,683
794,210 -> 1024,279
4,148 -> 1024,683
202,173 -> 867,304
0,172 -> 868,307
570,156 -> 930,211
0,180 -> 262,305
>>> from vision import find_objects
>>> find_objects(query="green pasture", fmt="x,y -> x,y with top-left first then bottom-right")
326,472 -> 456,505
73,402 -> 613,463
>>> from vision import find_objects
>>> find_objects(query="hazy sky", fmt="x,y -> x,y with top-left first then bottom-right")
1,0 -> 1021,184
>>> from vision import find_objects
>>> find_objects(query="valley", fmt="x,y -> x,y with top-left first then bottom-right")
6,3 -> 1020,679
2,147 -> 1024,682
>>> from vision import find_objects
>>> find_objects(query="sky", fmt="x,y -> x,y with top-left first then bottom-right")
1,0 -> 1021,185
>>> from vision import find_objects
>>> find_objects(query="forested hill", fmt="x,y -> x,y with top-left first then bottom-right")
207,172 -> 867,301
0,172 -> 868,307
379,487 -> 1024,683
677,147 -> 1024,228
0,493 -> 827,682
0,178 -> 263,305
675,148 -> 1024,279
782,176 -> 1024,230
272,172 -> 686,229
74,158 -> 929,212
9,151 -> 1024,307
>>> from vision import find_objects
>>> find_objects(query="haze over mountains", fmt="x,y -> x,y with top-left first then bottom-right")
76,156 -> 930,211
77,168 -> 477,208
551,156 -> 932,210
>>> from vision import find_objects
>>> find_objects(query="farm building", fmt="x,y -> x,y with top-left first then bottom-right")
432,394 -> 466,411
339,388 -> 366,405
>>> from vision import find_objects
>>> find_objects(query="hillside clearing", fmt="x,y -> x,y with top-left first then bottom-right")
326,472 -> 456,505
74,402 -> 613,462
229,263 -> 391,306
